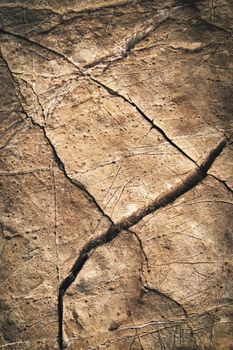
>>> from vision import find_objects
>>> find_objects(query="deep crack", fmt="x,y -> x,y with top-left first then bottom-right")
57,137 -> 228,349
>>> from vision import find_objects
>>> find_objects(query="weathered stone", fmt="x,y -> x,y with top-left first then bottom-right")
0,1 -> 232,349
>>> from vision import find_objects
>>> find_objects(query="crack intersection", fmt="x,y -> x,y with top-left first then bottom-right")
1,9 -> 232,348
57,137 -> 228,349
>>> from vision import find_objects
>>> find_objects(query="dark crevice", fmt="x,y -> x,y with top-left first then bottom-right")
57,137 -> 228,349
90,76 -> 197,166
1,24 -> 231,350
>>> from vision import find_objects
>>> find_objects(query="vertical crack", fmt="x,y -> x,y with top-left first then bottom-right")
52,167 -> 60,285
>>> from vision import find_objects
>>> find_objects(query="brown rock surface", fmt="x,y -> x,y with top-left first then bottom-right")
0,1 -> 232,349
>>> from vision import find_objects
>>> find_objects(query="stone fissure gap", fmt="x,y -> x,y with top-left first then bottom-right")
0,3 -> 231,348
2,33 -> 231,349
58,137 -> 227,349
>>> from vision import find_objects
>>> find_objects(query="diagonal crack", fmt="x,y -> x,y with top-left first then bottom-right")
140,281 -> 188,320
0,27 -> 81,73
139,279 -> 201,348
0,50 -> 113,226
209,174 -> 233,196
57,137 -> 228,349
0,5 -> 183,73
28,118 -> 114,224
83,6 -> 182,70
90,76 -> 197,166
1,7 -> 232,349
198,18 -> 232,37
0,17 -> 203,168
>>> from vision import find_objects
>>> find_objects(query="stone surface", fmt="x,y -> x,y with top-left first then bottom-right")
0,1 -> 232,350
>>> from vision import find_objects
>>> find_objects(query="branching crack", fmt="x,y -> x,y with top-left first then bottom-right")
139,280 -> 200,347
141,283 -> 188,319
1,16 -> 232,349
57,137 -> 228,349
0,17 -> 204,168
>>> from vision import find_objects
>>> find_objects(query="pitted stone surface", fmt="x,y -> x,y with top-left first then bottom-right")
0,1 -> 232,349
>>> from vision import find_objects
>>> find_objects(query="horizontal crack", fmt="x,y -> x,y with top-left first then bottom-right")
58,137 -> 228,349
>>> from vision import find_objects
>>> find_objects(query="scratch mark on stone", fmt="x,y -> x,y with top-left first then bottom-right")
84,6 -> 182,71
89,77 -> 198,166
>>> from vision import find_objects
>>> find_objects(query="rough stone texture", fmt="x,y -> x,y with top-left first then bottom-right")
0,1 -> 232,350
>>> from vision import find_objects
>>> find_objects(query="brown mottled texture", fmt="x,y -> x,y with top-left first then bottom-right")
0,1 -> 232,349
